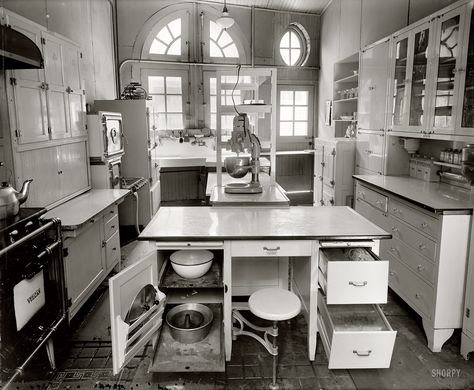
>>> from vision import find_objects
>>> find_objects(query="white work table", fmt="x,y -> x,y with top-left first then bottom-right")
44,189 -> 130,230
138,206 -> 391,363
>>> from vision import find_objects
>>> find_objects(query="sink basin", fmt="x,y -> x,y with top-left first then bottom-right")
158,156 -> 207,168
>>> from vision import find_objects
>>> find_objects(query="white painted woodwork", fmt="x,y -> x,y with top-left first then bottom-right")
355,130 -> 385,175
461,217 -> 474,359
313,138 -> 356,207
339,0 -> 361,60
319,249 -> 389,304
354,182 -> 388,212
357,39 -> 391,131
318,295 -> 396,369
105,231 -> 121,271
58,141 -> 89,199
108,251 -> 165,375
230,240 -> 312,257
355,178 -> 471,352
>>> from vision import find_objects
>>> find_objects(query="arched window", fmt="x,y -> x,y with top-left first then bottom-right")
279,23 -> 310,66
149,18 -> 182,56
209,20 -> 239,58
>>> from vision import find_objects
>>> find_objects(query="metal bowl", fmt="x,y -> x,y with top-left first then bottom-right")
225,156 -> 251,178
166,303 -> 214,344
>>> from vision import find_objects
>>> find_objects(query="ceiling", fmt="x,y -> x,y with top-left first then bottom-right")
203,0 -> 331,14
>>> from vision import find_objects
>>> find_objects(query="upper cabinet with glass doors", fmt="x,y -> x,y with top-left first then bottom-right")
456,3 -> 474,135
388,2 -> 474,139
390,20 -> 434,133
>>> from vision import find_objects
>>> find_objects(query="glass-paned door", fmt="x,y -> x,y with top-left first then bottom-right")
408,27 -> 430,128
458,6 -> 474,134
432,8 -> 465,133
391,36 -> 409,128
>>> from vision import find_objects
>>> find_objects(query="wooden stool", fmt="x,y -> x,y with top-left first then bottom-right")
232,288 -> 301,390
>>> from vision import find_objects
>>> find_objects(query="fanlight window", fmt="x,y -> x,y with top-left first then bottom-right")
150,18 -> 182,55
209,20 -> 239,58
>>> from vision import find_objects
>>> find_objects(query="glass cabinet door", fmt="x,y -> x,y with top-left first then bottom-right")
432,8 -> 465,133
408,26 -> 431,129
458,6 -> 474,134
391,36 -> 409,128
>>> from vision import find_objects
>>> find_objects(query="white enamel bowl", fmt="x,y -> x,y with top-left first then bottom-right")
170,249 -> 214,279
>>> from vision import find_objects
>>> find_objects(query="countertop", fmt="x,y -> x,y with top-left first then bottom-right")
207,173 -> 289,207
43,189 -> 130,229
139,206 -> 390,241
353,175 -> 474,213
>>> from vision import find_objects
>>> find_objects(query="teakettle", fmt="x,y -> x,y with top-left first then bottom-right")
0,179 -> 33,219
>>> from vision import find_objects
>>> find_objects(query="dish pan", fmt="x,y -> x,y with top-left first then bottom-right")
170,250 -> 214,279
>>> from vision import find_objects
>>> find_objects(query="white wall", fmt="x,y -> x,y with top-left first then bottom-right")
3,0 -> 116,106
317,0 -> 459,138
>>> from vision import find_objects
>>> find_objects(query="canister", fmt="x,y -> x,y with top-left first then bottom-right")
409,157 -> 417,177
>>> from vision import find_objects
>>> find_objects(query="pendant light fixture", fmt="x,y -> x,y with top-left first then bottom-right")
216,0 -> 234,29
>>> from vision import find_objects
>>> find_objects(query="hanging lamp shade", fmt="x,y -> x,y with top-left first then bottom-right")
216,2 -> 234,29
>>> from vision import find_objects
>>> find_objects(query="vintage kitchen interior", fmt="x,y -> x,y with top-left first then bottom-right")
2,0 -> 474,388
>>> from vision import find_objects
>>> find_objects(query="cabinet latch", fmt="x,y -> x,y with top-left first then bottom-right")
63,247 -> 69,257
14,129 -> 21,138
9,77 -> 17,86
467,308 -> 471,318
67,298 -> 72,308
41,37 -> 46,45
331,149 -> 336,156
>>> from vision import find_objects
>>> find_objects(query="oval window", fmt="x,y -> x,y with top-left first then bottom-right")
279,23 -> 310,66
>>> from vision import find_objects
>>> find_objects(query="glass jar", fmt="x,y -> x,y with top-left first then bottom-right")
462,145 -> 474,164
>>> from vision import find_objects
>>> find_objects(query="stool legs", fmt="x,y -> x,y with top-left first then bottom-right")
270,321 -> 279,390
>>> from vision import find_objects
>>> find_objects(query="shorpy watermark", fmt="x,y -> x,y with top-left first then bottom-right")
431,368 -> 461,378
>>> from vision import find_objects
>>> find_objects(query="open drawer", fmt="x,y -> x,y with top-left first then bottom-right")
109,251 -> 224,375
319,245 -> 389,304
318,291 -> 396,369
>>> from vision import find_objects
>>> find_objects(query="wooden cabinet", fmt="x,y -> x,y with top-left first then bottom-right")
354,179 -> 471,352
1,8 -> 89,208
317,241 -> 396,369
18,141 -> 89,208
313,138 -> 355,207
64,204 -> 121,319
461,219 -> 474,359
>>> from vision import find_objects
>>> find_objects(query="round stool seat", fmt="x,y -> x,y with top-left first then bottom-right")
249,288 -> 301,321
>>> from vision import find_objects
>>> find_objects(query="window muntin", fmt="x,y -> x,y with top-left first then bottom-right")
209,21 -> 239,58
148,75 -> 184,130
209,77 -> 240,134
279,90 -> 309,136
280,30 -> 302,66
149,18 -> 182,56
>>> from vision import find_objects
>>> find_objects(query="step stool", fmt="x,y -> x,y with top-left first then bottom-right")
232,288 -> 301,390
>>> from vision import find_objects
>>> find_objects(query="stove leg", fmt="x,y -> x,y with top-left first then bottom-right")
45,339 -> 56,370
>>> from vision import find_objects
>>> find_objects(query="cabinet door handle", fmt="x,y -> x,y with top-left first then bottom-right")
349,281 -> 368,287
111,225 -> 115,229
102,240 -> 106,248
353,350 -> 372,357
263,246 -> 280,252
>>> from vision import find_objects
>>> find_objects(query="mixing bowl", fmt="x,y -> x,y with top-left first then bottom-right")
166,303 -> 214,344
225,156 -> 251,178
170,249 -> 214,279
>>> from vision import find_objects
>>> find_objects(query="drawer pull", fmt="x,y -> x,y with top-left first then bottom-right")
110,210 -> 115,214
263,246 -> 280,252
392,208 -> 400,213
349,281 -> 368,287
418,243 -> 427,250
391,227 -> 399,232
420,222 -> 428,228
376,200 -> 383,205
417,265 -> 424,271
111,225 -> 115,229
389,247 -> 400,256
415,293 -> 422,299
353,350 -> 372,357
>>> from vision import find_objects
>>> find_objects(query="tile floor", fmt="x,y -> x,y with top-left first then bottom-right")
6,242 -> 474,390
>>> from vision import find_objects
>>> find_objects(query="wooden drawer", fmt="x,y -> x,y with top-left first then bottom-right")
104,214 -> 119,241
318,291 -> 396,369
319,247 -> 388,304
388,255 -> 433,318
105,230 -> 120,270
104,204 -> 118,223
388,216 -> 437,261
382,237 -> 435,285
231,240 -> 312,257
355,183 -> 388,212
389,198 -> 439,239
354,197 -> 390,232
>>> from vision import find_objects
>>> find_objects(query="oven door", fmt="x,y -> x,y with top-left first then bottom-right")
109,160 -> 122,189
1,220 -> 65,376
102,112 -> 124,159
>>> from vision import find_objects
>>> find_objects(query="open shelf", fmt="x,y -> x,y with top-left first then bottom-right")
333,119 -> 357,122
160,259 -> 223,289
333,97 -> 358,103
334,74 -> 358,83
219,104 -> 272,114
433,161 -> 462,169
150,303 -> 225,372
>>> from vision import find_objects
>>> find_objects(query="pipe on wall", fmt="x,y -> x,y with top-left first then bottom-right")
107,0 -> 120,98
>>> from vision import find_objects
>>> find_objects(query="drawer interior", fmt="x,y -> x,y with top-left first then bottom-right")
320,247 -> 378,275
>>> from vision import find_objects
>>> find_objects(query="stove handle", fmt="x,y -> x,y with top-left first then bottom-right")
22,261 -> 46,280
